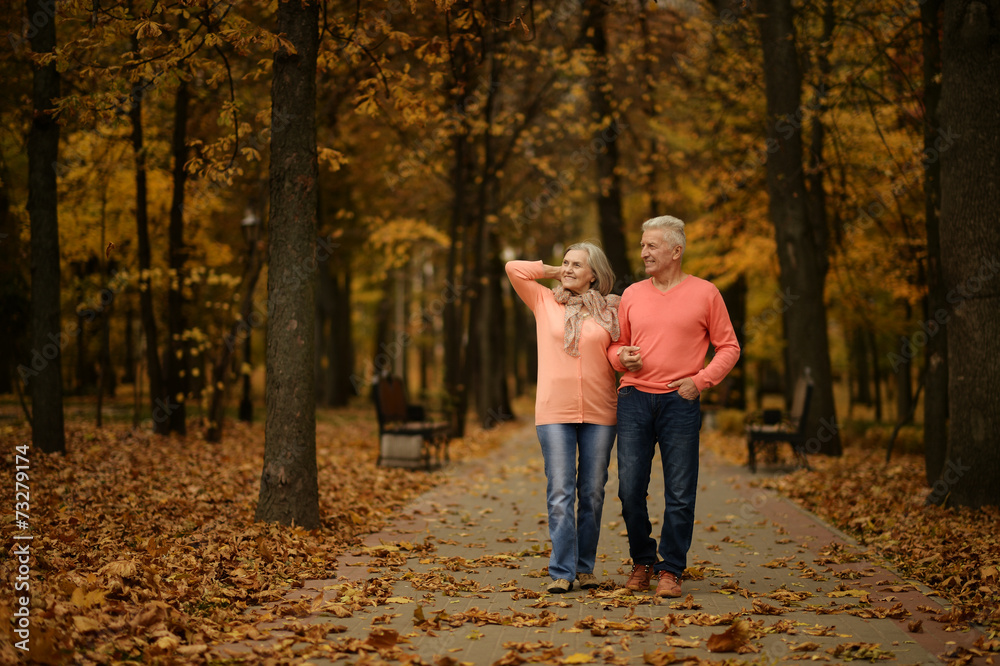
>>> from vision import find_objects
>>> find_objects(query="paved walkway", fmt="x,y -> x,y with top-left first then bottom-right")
221,423 -> 983,664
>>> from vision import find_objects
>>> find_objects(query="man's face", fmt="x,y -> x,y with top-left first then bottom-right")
640,230 -> 680,276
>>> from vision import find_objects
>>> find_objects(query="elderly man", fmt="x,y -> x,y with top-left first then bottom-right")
608,215 -> 741,598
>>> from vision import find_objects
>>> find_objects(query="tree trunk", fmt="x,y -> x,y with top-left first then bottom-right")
26,0 -> 65,453
894,304 -> 913,422
757,0 -> 841,456
256,0 -> 320,528
937,0 -> 1000,510
373,273 -> 396,379
718,276 -> 747,410
329,268 -> 353,405
205,239 -> 263,443
122,305 -> 136,384
442,8 -> 474,439
166,79 -> 191,435
315,262 -> 332,405
130,34 -> 169,435
316,259 -> 353,407
869,329 -> 883,422
638,6 -> 663,221
0,161 -> 28,397
472,40 -> 514,430
920,0 -> 948,488
851,327 -> 872,407
581,0 -> 631,288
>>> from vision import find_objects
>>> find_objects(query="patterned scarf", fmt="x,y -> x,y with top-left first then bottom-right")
553,286 -> 621,357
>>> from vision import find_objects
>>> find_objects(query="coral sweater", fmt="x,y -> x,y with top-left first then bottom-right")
608,276 -> 740,393
506,261 -> 618,426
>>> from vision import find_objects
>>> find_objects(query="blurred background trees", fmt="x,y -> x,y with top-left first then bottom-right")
2,0 -> 997,510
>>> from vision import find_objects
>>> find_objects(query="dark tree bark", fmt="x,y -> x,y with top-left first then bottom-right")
27,0 -> 65,453
581,0 -> 631,287
937,0 -> 1000,510
920,0 -> 948,488
851,327 -> 872,406
0,160 -> 29,397
316,262 -> 353,407
472,37 -> 514,429
718,276 -> 747,410
205,240 -> 263,443
442,3 -> 476,439
166,79 -> 191,435
894,303 -> 913,423
122,305 -> 136,384
372,273 -> 396,379
256,0 -> 320,528
130,32 -> 169,435
757,0 -> 841,456
869,329 -> 883,422
330,268 -> 354,404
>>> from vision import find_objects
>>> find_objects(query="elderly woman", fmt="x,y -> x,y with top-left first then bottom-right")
505,242 -> 620,593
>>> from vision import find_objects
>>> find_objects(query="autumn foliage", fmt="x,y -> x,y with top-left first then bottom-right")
0,408 -> 509,663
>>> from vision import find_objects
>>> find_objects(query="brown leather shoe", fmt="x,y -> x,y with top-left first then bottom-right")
624,564 -> 655,591
654,570 -> 682,598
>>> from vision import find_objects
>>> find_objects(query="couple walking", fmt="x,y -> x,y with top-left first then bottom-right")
505,215 -> 741,597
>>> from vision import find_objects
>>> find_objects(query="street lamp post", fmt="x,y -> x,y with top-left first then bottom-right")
238,208 -> 260,423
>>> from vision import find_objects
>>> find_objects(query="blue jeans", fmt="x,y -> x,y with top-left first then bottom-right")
536,423 -> 617,581
616,387 -> 701,577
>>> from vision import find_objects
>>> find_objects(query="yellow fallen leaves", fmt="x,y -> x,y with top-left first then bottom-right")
413,604 -> 564,632
70,587 -> 108,609
0,414 -> 466,664
72,616 -> 102,633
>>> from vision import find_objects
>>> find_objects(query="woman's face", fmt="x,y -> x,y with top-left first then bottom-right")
561,249 -> 596,295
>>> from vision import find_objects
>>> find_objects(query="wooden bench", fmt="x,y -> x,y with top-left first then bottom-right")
372,375 -> 450,470
745,370 -> 813,473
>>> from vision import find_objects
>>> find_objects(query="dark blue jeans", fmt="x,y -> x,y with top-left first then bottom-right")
616,387 -> 701,577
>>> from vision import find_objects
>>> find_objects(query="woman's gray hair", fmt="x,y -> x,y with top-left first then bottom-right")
642,215 -> 686,254
565,241 -> 615,296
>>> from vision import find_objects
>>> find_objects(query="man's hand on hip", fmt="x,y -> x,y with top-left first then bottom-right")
668,377 -> 700,400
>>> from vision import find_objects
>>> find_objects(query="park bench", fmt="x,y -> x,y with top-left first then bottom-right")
745,370 -> 813,473
372,375 -> 450,470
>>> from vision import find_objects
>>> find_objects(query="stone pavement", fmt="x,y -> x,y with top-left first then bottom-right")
222,423 -> 984,664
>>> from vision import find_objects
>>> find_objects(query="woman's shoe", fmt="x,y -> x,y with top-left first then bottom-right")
576,573 -> 599,589
547,578 -> 573,593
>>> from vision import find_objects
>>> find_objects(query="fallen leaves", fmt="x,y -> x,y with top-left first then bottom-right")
827,641 -> 895,661
0,410 -> 508,664
706,619 -> 753,653
703,428 -> 1000,640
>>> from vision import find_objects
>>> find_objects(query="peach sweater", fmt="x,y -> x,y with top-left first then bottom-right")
608,276 -> 740,393
506,261 -> 618,426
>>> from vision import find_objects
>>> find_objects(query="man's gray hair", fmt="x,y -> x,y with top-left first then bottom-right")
642,215 -> 686,254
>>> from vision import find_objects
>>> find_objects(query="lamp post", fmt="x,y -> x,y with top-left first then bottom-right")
238,208 -> 260,422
